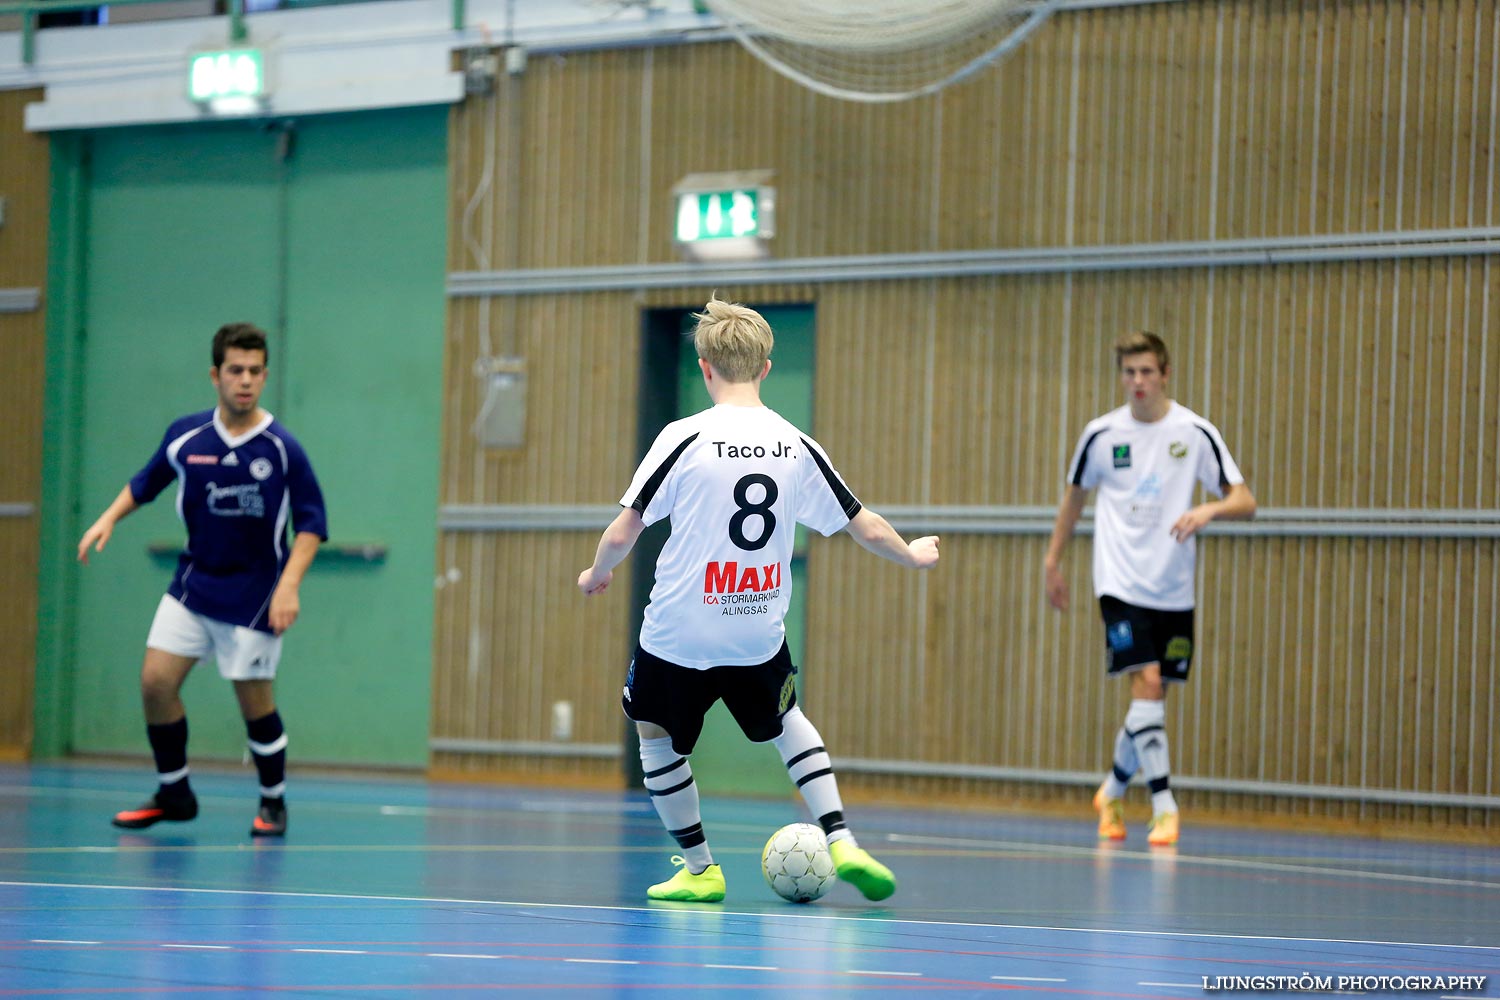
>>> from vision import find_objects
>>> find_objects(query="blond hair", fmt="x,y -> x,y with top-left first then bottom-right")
1114,330 -> 1170,371
691,296 -> 774,383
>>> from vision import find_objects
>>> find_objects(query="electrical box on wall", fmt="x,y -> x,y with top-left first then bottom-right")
475,357 -> 527,449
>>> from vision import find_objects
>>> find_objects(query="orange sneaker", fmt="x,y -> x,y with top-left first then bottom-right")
112,791 -> 197,830
1147,811 -> 1179,846
250,797 -> 287,837
1093,782 -> 1126,841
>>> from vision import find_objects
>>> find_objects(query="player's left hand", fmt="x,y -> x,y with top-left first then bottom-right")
578,567 -> 612,596
1170,505 -> 1215,542
269,586 -> 300,635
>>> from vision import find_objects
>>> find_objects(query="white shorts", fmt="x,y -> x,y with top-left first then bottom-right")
145,595 -> 282,681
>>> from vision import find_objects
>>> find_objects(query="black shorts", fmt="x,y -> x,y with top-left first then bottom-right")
1098,595 -> 1195,683
621,642 -> 799,756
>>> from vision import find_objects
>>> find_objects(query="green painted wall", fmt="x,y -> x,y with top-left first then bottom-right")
40,108 -> 447,768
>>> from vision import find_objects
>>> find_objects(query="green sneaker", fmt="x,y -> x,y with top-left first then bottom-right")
646,856 -> 725,902
828,839 -> 897,901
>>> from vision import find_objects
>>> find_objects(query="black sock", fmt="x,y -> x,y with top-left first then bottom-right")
245,710 -> 287,799
146,717 -> 192,799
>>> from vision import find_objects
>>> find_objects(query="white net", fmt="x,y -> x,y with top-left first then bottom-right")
700,0 -> 1057,103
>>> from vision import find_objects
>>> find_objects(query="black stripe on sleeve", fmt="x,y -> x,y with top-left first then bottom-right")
627,432 -> 699,513
1193,423 -> 1230,490
799,437 -> 862,519
1069,428 -> 1108,485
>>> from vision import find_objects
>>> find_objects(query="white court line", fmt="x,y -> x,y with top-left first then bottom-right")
1,843 -> 659,856
848,970 -> 921,977
564,958 -> 637,965
292,948 -> 367,954
3,880 -> 1496,954
1139,983 -> 1201,989
887,832 -> 1500,891
427,953 -> 501,959
162,943 -> 230,950
0,785 -> 652,822
379,802 -> 652,818
517,800 -> 654,814
15,826 -> 1489,884
31,939 -> 99,945
705,964 -> 777,971
992,976 -> 1067,982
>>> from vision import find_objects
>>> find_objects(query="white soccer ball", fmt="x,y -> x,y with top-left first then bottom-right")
761,822 -> 836,903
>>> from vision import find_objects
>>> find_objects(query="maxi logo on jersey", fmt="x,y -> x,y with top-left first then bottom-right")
703,560 -> 782,616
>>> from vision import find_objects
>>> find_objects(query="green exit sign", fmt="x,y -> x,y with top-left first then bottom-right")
671,172 -> 776,261
189,49 -> 265,105
676,189 -> 762,242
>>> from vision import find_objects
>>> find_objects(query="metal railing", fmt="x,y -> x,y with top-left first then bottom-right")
0,0 -> 471,64
437,503 -> 1500,540
0,0 -> 245,63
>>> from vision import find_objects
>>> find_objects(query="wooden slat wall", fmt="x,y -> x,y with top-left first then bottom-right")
434,0 -> 1499,827
446,0 -> 1500,271
432,290 -> 641,781
0,88 -> 49,758
802,263 -> 1498,826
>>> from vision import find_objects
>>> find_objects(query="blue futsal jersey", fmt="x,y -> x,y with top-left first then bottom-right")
130,409 -> 328,634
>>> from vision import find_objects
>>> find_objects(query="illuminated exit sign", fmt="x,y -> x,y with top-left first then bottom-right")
676,189 -> 762,242
672,171 -> 775,261
189,49 -> 265,108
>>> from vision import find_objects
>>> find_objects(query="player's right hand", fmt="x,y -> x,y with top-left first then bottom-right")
1044,564 -> 1069,611
76,521 -> 112,564
578,567 -> 613,596
908,535 -> 940,569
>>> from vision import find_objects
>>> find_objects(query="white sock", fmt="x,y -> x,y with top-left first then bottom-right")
1101,725 -> 1137,799
1126,699 -> 1178,815
770,708 -> 855,847
639,736 -> 713,871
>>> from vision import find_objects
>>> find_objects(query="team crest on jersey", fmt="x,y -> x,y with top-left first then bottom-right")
1112,444 -> 1131,468
1168,441 -> 1187,459
249,457 -> 274,481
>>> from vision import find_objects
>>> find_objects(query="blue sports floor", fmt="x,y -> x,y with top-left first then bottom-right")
1,762 -> 1495,998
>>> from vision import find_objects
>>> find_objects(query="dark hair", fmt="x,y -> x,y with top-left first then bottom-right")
1113,330 -> 1169,371
212,323 -> 269,368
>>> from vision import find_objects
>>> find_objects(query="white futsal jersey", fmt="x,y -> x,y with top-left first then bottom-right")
1066,401 -> 1244,611
622,404 -> 862,669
